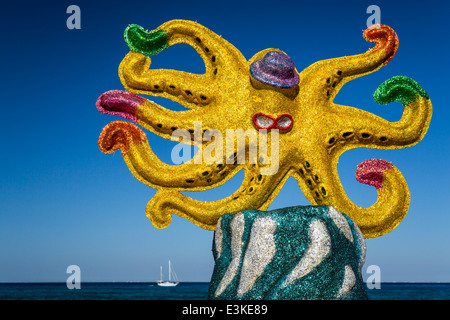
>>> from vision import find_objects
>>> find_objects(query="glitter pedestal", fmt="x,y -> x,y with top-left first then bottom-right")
208,206 -> 368,300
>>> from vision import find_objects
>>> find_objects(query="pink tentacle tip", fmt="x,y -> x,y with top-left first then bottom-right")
355,159 -> 394,190
96,90 -> 146,122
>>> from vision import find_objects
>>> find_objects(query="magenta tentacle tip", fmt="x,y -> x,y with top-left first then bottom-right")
96,90 -> 146,122
355,159 -> 394,190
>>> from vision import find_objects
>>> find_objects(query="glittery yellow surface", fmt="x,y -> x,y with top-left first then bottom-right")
98,20 -> 432,238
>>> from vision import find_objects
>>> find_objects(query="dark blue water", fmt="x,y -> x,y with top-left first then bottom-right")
0,282 -> 208,300
0,282 -> 449,300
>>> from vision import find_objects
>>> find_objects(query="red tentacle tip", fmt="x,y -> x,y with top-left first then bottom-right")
363,24 -> 399,63
96,90 -> 145,122
356,159 -> 394,190
98,120 -> 147,155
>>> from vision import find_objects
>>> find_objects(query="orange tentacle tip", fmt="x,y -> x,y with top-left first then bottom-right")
98,120 -> 147,155
363,24 -> 399,64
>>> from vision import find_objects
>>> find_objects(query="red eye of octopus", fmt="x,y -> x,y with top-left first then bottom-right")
252,113 -> 293,131
252,113 -> 276,130
275,114 -> 293,130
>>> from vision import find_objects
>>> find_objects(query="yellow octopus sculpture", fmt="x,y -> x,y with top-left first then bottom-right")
97,20 -> 432,238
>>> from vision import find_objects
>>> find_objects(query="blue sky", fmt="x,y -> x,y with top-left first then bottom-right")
0,0 -> 449,283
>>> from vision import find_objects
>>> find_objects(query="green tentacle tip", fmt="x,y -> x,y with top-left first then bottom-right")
374,75 -> 429,106
124,24 -> 168,56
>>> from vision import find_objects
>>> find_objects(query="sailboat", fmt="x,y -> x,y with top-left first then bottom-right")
157,260 -> 179,287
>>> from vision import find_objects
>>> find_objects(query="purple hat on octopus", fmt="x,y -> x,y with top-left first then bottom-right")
250,51 -> 300,89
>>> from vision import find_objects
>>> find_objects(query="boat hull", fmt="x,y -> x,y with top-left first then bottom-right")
157,281 -> 179,287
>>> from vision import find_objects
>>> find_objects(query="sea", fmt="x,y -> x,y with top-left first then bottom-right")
0,282 -> 449,300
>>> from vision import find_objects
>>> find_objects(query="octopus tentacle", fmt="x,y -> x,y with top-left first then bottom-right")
98,121 -> 241,190
294,157 -> 409,238
159,19 -> 248,74
97,90 -> 214,142
324,76 -> 432,153
145,167 -> 291,230
119,52 -> 215,109
301,24 -> 398,100
120,20 -> 248,106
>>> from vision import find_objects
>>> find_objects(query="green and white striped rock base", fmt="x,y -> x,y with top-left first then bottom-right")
208,206 -> 368,300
